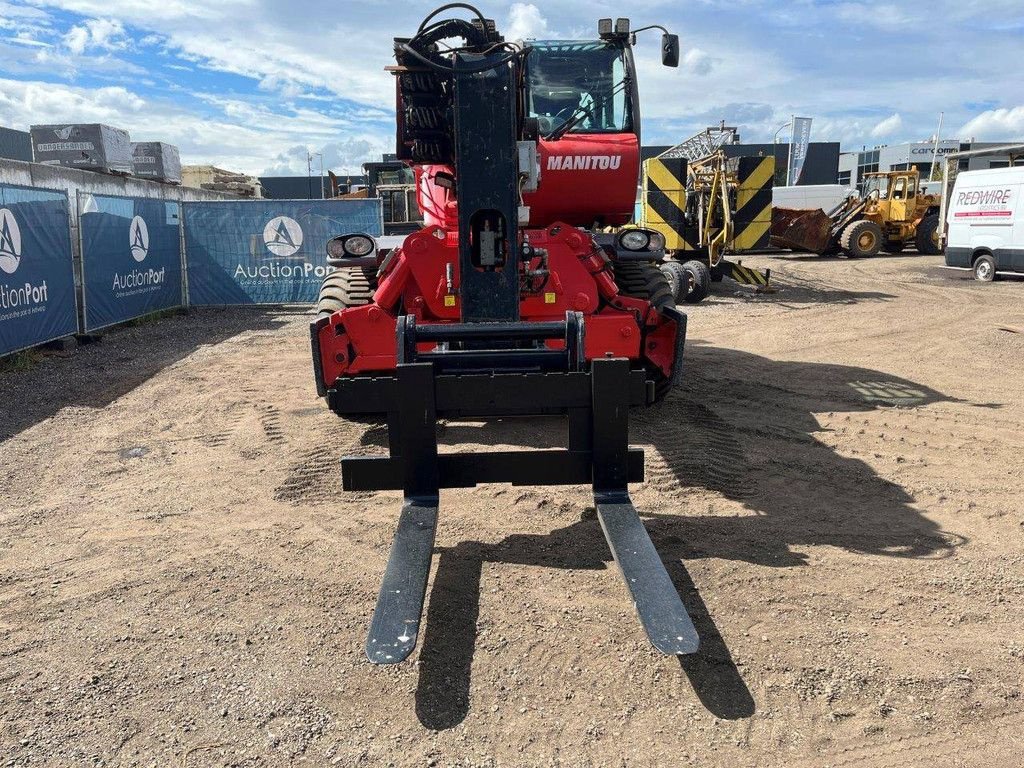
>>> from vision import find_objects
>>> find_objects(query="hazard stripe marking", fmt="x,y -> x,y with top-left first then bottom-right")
737,157 -> 775,196
644,189 -> 686,224
733,204 -> 773,251
736,189 -> 772,220
645,158 -> 687,190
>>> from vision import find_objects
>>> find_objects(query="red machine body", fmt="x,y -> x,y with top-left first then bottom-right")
316,218 -> 678,386
313,29 -> 681,402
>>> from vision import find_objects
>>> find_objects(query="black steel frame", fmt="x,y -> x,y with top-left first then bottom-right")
331,324 -> 699,664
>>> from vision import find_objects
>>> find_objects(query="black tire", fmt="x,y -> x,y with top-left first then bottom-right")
883,240 -> 905,254
611,261 -> 677,403
612,261 -> 674,310
973,254 -> 996,282
659,261 -> 688,303
316,266 -> 377,318
318,267 -> 381,424
840,220 -> 883,258
680,260 -> 711,303
915,214 -> 942,255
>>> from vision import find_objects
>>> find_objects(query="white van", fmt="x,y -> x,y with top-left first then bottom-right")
944,166 -> 1024,281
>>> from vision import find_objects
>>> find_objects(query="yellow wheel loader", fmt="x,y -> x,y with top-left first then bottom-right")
772,169 -> 943,257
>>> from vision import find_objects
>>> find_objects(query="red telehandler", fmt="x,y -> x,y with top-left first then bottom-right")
311,4 -> 699,665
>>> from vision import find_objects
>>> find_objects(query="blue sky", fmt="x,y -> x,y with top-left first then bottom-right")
1,0 -> 1022,176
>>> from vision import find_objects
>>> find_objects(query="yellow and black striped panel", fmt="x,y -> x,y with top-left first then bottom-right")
640,158 -> 697,251
723,258 -> 771,287
731,156 -> 774,251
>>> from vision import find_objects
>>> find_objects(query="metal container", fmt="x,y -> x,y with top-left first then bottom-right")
0,126 -> 32,162
30,123 -> 133,174
131,141 -> 182,184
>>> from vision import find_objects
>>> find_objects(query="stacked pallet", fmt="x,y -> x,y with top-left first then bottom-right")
182,165 -> 262,197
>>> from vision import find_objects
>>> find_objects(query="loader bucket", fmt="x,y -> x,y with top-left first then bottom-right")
770,207 -> 833,253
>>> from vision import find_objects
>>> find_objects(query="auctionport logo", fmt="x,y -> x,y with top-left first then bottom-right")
129,216 -> 149,262
0,208 -> 50,315
238,214 -> 328,283
263,216 -> 303,257
112,215 -> 163,295
0,208 -> 22,275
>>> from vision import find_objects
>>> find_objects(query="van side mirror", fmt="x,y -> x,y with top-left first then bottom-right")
662,33 -> 679,67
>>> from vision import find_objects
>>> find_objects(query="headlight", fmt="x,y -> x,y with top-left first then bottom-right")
618,230 -> 650,251
343,234 -> 375,257
648,231 -> 665,251
326,234 -> 377,260
326,237 -> 347,259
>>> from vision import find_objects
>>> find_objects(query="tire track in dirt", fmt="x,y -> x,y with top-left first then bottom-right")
799,709 -> 1024,767
633,395 -> 749,498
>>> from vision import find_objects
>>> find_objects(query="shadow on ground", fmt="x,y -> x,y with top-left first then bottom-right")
0,307 -> 296,444
409,341 -> 967,730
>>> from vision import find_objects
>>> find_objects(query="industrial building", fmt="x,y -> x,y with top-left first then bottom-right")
838,140 -> 1024,189
258,174 -> 367,199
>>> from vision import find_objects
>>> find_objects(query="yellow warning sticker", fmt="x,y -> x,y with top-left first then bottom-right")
444,295 -> 456,307
544,292 -> 557,304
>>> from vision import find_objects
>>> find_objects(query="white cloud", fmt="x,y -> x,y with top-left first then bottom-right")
870,113 -> 902,138
63,18 -> 130,55
506,3 -> 550,40
5,0 -> 1024,171
681,48 -> 713,76
958,106 -> 1024,141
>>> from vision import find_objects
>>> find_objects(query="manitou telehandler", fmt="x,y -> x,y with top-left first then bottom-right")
311,5 -> 699,665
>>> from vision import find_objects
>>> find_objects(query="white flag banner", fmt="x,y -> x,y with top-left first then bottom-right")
788,117 -> 813,185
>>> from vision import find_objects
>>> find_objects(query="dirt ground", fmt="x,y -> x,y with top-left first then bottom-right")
1,253 -> 1023,767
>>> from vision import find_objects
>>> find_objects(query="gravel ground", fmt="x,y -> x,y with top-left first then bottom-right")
1,253 -> 1022,767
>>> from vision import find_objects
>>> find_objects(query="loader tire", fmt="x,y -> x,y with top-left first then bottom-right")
680,260 -> 711,303
612,261 -> 675,310
316,266 -> 377,318
659,261 -> 689,303
915,214 -> 942,255
840,220 -> 882,258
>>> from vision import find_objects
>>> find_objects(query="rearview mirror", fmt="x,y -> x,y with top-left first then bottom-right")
662,33 -> 679,67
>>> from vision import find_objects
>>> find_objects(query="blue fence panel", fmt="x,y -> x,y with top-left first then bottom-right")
0,184 -> 78,356
183,199 -> 383,305
80,194 -> 183,332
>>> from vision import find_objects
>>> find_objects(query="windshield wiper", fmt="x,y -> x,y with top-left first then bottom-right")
544,75 -> 630,141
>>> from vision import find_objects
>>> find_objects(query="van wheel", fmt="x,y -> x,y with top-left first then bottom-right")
973,254 -> 996,282
915,214 -> 942,255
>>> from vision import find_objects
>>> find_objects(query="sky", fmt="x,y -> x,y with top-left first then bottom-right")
1,0 -> 1023,177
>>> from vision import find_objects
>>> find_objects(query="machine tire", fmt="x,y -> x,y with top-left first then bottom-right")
318,267 -> 382,424
915,214 -> 942,255
973,254 -> 996,282
316,266 -> 377,318
659,261 -> 689,303
883,240 -> 905,254
680,260 -> 711,303
612,261 -> 675,310
840,220 -> 883,258
611,261 -> 677,404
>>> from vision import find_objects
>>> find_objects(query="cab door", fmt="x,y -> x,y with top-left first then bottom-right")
889,175 -> 911,222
